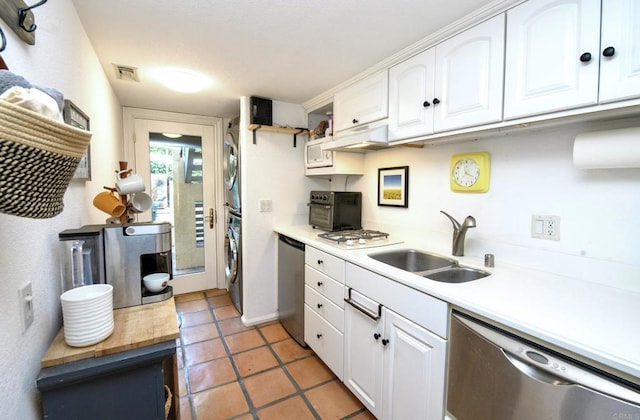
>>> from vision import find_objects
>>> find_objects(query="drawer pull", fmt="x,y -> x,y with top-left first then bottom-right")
317,259 -> 323,265
382,338 -> 390,346
317,303 -> 323,309
317,281 -> 323,286
317,333 -> 323,339
344,288 -> 381,321
373,333 -> 381,340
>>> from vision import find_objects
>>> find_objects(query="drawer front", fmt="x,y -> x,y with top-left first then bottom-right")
305,266 -> 345,308
305,247 -> 345,283
346,263 -> 449,339
305,285 -> 345,332
304,304 -> 344,380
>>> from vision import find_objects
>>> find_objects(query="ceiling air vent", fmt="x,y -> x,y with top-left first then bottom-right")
113,64 -> 140,82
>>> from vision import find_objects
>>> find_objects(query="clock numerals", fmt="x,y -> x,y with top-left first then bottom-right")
453,159 -> 479,187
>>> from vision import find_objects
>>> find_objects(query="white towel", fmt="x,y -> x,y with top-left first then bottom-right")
0,86 -> 63,121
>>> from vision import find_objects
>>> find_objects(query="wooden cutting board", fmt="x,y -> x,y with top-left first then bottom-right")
41,297 -> 180,368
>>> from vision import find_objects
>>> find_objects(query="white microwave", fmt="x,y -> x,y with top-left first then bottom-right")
305,138 -> 333,168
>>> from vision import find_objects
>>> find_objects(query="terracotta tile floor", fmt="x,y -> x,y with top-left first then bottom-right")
175,289 -> 375,420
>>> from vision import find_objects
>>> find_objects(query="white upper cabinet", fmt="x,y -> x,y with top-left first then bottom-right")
388,15 -> 505,140
433,14 -> 505,132
599,0 -> 640,103
504,0 -> 601,119
333,70 -> 389,133
388,49 -> 436,140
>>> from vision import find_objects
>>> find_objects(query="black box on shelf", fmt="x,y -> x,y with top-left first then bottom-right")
250,96 -> 272,126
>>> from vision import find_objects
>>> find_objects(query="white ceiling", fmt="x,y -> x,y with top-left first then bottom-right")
72,0 -> 494,118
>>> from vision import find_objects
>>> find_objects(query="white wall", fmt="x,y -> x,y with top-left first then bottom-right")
0,1 -> 122,418
352,117 -> 640,293
240,97 -> 326,325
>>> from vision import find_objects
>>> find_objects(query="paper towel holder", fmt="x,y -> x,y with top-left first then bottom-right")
573,127 -> 640,169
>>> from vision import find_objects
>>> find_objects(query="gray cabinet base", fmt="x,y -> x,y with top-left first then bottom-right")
37,341 -> 177,420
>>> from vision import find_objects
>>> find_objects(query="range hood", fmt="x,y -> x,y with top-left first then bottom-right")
321,119 -> 389,152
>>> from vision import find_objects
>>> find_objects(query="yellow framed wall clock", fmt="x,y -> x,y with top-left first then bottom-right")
450,152 -> 491,192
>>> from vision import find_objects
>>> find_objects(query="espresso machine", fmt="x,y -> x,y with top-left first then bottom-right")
59,222 -> 173,309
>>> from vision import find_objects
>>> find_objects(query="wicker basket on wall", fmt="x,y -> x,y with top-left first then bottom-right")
0,100 -> 92,219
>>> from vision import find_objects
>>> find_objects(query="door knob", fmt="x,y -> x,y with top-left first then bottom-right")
432,98 -> 440,105
382,338 -> 390,346
373,333 -> 381,340
423,101 -> 431,107
602,46 -> 615,57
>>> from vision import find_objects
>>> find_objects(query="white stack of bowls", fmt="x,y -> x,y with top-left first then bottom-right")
60,284 -> 114,347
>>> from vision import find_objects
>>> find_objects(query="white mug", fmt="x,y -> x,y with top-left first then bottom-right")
115,170 -> 145,195
129,192 -> 153,213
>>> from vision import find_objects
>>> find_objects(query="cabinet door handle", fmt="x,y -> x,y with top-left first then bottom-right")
432,98 -> 440,105
579,52 -> 592,62
317,281 -> 323,286
602,46 -> 615,57
373,333 -> 381,340
382,338 -> 390,346
317,303 -> 323,309
423,100 -> 431,107
317,333 -> 323,339
352,118 -> 359,124
317,259 -> 323,265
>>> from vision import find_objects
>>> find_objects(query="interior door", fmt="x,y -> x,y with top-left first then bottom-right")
127,114 -> 221,295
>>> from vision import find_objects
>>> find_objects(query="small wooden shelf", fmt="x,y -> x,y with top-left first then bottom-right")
248,124 -> 309,147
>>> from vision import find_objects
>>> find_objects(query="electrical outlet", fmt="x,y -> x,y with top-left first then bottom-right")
18,282 -> 34,333
531,215 -> 560,241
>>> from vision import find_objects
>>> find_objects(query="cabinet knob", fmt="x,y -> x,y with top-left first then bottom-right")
579,52 -> 592,62
602,46 -> 615,57
423,100 -> 431,108
373,333 -> 381,340
317,303 -> 323,309
317,281 -> 323,286
352,118 -> 359,124
317,333 -> 323,339
382,338 -> 390,346
432,98 -> 440,105
317,259 -> 323,265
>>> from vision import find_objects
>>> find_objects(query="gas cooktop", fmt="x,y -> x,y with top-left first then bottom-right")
317,229 -> 402,249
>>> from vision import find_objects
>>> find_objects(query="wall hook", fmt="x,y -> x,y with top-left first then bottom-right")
0,26 -> 6,52
18,0 -> 48,33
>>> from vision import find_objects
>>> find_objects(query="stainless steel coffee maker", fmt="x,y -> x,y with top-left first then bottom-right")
59,222 -> 173,309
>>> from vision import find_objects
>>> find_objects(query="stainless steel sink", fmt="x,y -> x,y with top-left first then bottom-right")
368,249 -> 457,273
424,267 -> 490,283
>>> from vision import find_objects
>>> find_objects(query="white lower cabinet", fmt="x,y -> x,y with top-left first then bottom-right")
344,288 -> 447,419
304,304 -> 344,380
304,246 -> 346,380
381,309 -> 446,420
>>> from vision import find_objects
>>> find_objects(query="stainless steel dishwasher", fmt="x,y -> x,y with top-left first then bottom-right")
447,311 -> 640,420
277,234 -> 306,347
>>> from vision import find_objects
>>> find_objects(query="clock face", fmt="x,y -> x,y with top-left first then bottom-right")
449,152 -> 490,193
452,158 -> 480,187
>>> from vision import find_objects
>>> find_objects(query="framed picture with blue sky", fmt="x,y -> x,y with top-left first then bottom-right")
377,166 -> 408,207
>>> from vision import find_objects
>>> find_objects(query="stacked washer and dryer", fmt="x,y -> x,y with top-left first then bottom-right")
224,118 -> 242,314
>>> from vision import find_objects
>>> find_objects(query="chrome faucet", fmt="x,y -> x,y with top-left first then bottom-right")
440,211 -> 476,256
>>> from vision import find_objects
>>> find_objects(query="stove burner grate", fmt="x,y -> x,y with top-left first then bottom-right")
318,229 -> 389,244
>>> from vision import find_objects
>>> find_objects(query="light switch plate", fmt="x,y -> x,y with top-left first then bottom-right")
259,199 -> 272,212
18,282 -> 34,333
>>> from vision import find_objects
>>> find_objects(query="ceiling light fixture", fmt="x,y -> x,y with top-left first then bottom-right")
162,133 -> 183,139
156,68 -> 212,93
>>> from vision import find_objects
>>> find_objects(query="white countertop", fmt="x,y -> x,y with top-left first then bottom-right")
275,225 -> 640,383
